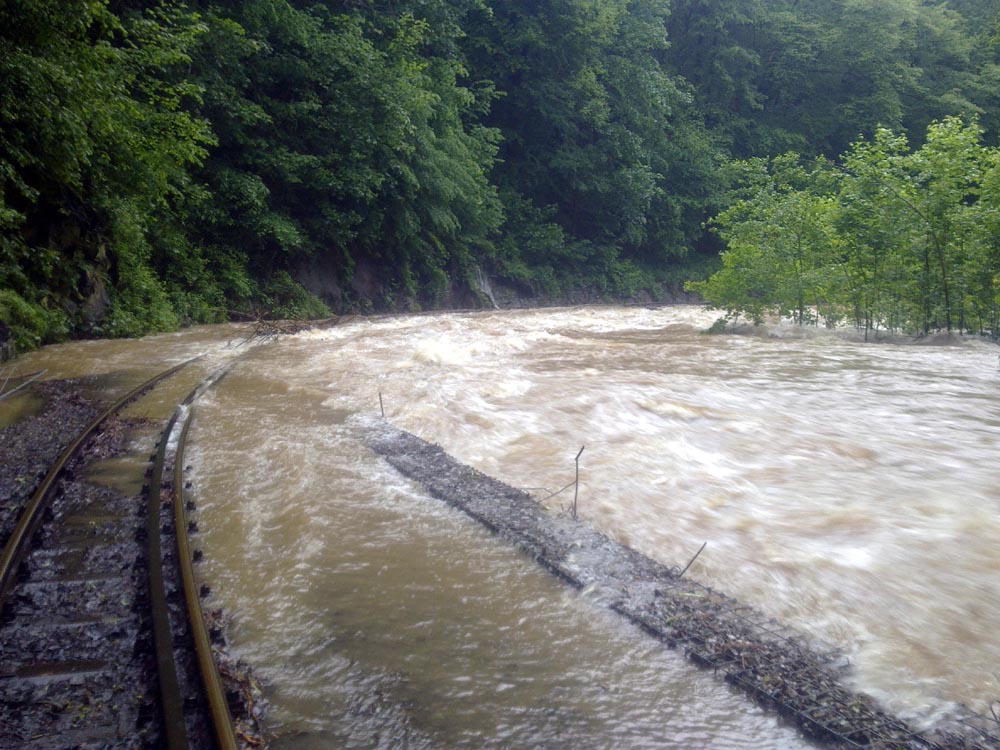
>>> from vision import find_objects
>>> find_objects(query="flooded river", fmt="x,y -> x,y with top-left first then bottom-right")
9,306 -> 1000,746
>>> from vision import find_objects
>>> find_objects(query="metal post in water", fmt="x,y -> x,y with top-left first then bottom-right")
379,391 -> 385,418
678,542 -> 707,578
572,445 -> 585,518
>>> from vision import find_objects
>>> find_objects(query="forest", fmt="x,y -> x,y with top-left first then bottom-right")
3,0 -> 1000,350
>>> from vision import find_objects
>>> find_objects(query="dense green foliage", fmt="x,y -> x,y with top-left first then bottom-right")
1,1 -> 215,340
690,117 -> 1000,337
2,0 -> 1000,349
465,0 -> 721,296
667,0 -> 987,158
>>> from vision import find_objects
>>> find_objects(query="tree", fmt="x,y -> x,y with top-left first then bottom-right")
693,117 -> 1000,338
464,0 -> 722,296
185,0 -> 502,312
1,0 -> 215,339
689,155 -> 840,324
666,0 -> 982,159
843,118 -> 986,333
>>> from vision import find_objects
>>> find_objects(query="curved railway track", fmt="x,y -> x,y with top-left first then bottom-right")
0,363 -> 247,749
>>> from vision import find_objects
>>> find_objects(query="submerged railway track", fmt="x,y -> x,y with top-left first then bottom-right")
0,363 -> 255,749
2,331 -> 997,750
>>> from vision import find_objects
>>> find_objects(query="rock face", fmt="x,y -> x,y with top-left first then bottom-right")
0,321 -> 13,363
295,256 -> 485,312
79,270 -> 111,325
294,252 -> 701,314
488,281 -> 701,309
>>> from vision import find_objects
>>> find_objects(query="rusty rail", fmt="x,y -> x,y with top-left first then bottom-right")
175,406 -> 238,750
147,404 -> 190,749
146,365 -> 236,750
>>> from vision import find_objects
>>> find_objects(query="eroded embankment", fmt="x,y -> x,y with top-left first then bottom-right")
367,423 -> 1000,750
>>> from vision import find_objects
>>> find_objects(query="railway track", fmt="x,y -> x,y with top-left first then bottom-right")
0,363 -> 250,749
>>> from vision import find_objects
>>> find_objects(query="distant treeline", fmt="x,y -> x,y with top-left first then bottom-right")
2,0 -> 999,349
690,118 -> 1000,337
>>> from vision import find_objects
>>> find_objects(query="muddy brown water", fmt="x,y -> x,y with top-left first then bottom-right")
7,307 -> 999,747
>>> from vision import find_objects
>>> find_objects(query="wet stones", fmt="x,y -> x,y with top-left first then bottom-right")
0,322 -> 12,364
0,374 -> 268,749
0,381 -> 97,550
0,469 -> 159,748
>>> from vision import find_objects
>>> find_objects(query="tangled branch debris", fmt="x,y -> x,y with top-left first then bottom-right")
234,312 -> 345,346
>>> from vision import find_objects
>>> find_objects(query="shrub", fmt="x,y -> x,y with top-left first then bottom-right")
0,290 -> 68,352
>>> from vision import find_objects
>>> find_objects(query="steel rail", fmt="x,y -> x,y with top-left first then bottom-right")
174,408 -> 239,750
0,368 -> 47,401
147,365 -> 235,750
147,405 -> 190,750
0,359 -> 196,607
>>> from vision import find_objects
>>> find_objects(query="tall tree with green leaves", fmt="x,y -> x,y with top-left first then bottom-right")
693,117 -> 1000,338
185,0 -> 502,312
689,154 -> 841,324
1,0 -> 215,344
843,118 -> 987,333
464,0 -> 722,297
667,0 -> 982,159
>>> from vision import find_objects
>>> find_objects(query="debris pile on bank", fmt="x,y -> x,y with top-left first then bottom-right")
367,424 -> 1000,750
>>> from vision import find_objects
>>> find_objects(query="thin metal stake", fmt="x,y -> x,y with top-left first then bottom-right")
679,542 -> 707,578
379,391 -> 385,418
572,445 -> 585,518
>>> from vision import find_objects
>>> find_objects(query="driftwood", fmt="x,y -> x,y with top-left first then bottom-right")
237,314 -> 343,345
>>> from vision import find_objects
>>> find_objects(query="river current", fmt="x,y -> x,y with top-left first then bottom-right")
10,306 -> 999,747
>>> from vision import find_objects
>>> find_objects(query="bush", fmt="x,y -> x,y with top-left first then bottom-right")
0,290 -> 68,352
260,271 -> 331,320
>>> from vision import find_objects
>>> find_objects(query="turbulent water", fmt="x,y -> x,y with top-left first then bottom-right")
10,306 -> 1000,746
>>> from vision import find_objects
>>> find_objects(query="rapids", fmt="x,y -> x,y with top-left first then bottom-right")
9,306 -> 999,746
